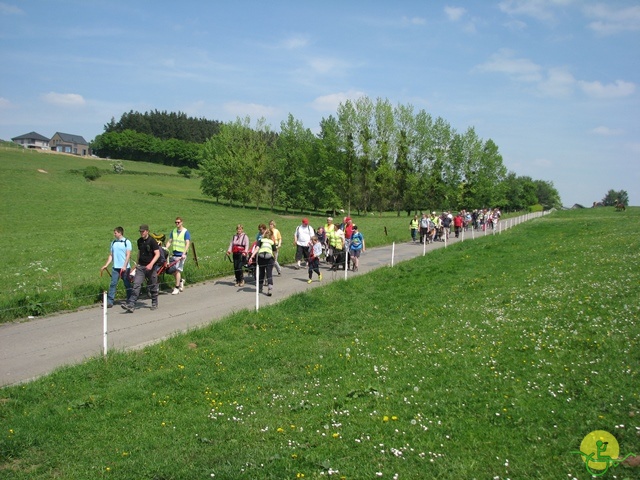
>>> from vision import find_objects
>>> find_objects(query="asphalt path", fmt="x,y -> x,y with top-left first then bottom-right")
0,222 -> 524,388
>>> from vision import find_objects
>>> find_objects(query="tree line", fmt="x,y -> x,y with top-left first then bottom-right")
199,97 -> 561,214
91,99 -> 562,213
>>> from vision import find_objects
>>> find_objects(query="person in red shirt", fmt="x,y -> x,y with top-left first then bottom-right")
453,212 -> 464,238
343,217 -> 354,249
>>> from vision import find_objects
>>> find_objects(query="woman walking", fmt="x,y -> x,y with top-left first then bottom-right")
250,228 -> 276,296
226,224 -> 250,287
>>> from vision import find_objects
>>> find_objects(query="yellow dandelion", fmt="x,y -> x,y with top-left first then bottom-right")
383,416 -> 389,422
277,427 -> 284,433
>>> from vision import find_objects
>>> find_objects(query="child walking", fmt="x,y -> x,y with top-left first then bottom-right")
308,236 -> 323,284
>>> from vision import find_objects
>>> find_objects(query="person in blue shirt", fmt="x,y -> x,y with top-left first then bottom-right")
349,225 -> 365,271
100,226 -> 132,308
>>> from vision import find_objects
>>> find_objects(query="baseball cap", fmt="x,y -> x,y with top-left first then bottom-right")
302,218 -> 309,224
139,224 -> 149,232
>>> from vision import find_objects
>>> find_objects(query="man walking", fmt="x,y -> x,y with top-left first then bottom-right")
124,224 -> 160,312
165,216 -> 191,295
100,226 -> 132,308
294,218 -> 314,269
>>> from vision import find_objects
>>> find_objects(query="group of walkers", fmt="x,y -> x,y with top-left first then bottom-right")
409,208 -> 502,244
227,216 -> 366,297
101,214 -> 370,310
100,217 -> 191,313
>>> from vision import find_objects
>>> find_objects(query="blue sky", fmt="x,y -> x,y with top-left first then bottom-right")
1,0 -> 638,206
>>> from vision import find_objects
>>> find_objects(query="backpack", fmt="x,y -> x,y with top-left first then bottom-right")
149,233 -> 168,271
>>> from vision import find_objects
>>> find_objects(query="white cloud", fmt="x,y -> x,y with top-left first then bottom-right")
590,126 -> 624,136
0,97 -> 11,108
41,92 -> 86,107
0,2 -> 23,15
578,79 -> 635,98
499,0 -> 556,21
584,4 -> 640,35
223,101 -> 279,119
444,6 -> 466,22
307,57 -> 349,75
538,67 -> 575,97
474,49 -> 542,82
282,35 -> 309,50
311,90 -> 366,112
401,16 -> 426,26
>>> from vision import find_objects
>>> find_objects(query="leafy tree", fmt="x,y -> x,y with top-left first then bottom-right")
314,116 -> 345,214
200,117 -> 272,208
274,114 -> 314,213
601,189 -> 629,206
534,180 -> 561,209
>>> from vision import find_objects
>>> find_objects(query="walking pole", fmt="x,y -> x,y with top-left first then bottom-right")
255,261 -> 260,311
391,242 -> 395,267
102,291 -> 108,358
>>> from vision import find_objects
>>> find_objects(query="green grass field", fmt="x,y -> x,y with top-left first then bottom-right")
0,146 -> 435,322
0,202 -> 638,479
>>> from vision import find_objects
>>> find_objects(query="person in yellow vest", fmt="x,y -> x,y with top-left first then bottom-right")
409,215 -> 419,242
324,217 -> 336,263
250,228 -> 275,296
166,216 -> 191,295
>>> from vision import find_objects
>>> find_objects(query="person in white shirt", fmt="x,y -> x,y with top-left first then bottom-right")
293,218 -> 314,269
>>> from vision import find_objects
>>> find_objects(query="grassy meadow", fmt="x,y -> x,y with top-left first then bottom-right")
1,145 -> 430,322
0,204 -> 638,479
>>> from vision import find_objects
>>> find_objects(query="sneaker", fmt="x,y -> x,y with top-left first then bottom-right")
267,288 -> 272,297
150,304 -> 158,311
239,280 -> 245,287
172,287 -> 180,295
124,303 -> 135,313
307,279 -> 312,284
296,262 -> 301,270
179,279 -> 185,292
318,274 -> 322,281
106,303 -> 113,309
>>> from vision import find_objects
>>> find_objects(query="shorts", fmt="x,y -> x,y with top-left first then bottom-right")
171,255 -> 186,272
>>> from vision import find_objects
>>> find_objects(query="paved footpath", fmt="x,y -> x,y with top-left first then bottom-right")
0,221 -> 530,388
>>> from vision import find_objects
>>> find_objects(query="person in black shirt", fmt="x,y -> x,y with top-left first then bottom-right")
123,224 -> 160,312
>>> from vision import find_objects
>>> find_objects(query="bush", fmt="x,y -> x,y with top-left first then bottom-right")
177,166 -> 192,178
111,161 -> 124,173
529,204 -> 543,212
83,166 -> 101,181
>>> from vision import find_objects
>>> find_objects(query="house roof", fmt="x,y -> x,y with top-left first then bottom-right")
53,132 -> 88,145
11,131 -> 50,142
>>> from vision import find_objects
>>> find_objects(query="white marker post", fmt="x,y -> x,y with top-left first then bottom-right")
391,242 -> 396,267
102,291 -> 108,357
344,249 -> 349,280
255,263 -> 260,311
